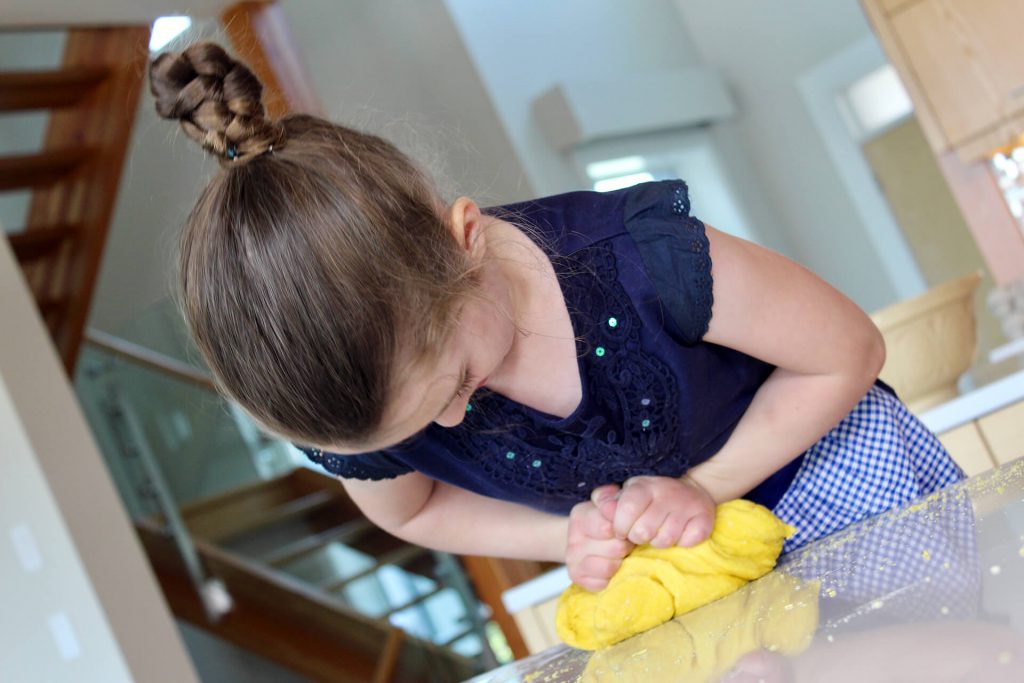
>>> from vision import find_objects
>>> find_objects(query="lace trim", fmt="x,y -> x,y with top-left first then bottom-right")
303,447 -> 411,480
672,182 -> 714,343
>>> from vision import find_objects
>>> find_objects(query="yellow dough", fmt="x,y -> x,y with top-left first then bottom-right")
556,499 -> 795,650
581,572 -> 820,682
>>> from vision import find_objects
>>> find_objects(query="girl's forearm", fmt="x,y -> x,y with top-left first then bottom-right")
687,364 -> 878,504
390,480 -> 568,562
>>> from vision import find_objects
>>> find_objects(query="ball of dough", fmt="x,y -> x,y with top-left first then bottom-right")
556,499 -> 795,650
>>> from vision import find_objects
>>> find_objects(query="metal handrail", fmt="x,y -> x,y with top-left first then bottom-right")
115,393 -> 233,622
83,328 -> 232,622
84,327 -> 217,392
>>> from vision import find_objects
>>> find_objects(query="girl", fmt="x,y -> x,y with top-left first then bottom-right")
150,42 -> 964,594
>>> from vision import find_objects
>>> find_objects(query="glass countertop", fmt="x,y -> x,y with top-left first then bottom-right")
469,458 -> 1024,682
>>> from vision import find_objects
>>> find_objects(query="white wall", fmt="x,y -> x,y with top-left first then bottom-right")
280,0 -> 529,207
443,0 -> 797,266
87,2 -> 528,339
444,0 -> 703,196
671,0 -> 896,311
445,0 -> 898,310
87,19 -> 228,339
0,239 -> 199,683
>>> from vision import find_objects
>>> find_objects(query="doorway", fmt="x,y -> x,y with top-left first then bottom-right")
800,35 -> 1004,368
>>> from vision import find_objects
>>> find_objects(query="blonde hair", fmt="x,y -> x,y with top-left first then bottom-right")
150,41 -> 478,446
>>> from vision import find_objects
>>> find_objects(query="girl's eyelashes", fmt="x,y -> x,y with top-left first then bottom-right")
455,371 -> 476,400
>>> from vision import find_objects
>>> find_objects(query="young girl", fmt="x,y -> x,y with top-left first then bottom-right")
150,42 -> 964,594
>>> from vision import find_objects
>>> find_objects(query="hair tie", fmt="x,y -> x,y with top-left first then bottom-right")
224,142 -> 275,162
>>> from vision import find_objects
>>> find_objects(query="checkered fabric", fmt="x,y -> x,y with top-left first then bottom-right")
773,384 -> 965,553
779,480 -> 981,626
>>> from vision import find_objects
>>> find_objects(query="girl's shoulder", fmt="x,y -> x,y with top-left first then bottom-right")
482,179 -> 692,255
485,179 -> 713,346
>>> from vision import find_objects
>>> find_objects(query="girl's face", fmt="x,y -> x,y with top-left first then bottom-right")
326,196 -> 520,454
329,277 -> 518,454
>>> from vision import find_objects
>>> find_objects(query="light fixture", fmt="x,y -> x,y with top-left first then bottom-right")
150,16 -> 192,52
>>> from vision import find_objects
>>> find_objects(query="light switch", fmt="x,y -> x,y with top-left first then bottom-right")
10,523 -> 43,573
48,612 -> 82,661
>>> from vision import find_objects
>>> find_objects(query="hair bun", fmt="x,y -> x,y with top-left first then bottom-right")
150,41 -> 284,165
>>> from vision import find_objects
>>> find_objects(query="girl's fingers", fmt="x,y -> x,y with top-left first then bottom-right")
573,554 -> 625,592
575,575 -> 611,593
591,484 -> 620,521
627,506 -> 670,546
678,510 -> 715,547
590,484 -> 619,505
612,487 -> 652,540
575,536 -> 633,561
569,501 -> 614,540
567,535 -> 634,590
650,512 -> 688,548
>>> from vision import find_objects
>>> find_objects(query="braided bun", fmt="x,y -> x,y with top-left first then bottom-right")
149,41 -> 285,165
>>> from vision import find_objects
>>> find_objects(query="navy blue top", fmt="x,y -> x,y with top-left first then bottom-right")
301,179 -> 805,514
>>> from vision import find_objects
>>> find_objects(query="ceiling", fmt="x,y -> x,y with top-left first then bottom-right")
3,0 -> 227,28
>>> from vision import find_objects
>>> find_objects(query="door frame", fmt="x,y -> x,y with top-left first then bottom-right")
798,34 -> 927,301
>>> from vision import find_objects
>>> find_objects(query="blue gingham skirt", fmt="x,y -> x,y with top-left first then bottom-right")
773,384 -> 965,553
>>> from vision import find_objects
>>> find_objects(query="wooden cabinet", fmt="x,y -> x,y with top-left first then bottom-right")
977,399 -> 1024,464
937,422 -> 998,475
863,0 -> 1024,161
935,397 -> 1024,473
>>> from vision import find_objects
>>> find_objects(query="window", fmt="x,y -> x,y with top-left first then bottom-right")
838,64 -> 914,140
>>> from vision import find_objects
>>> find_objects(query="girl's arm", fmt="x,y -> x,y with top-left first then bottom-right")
341,472 -> 633,589
685,224 -> 886,503
606,223 -> 885,550
340,472 -> 567,561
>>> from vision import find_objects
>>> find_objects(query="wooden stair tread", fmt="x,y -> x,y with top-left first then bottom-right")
0,148 -> 95,191
0,66 -> 109,111
35,295 -> 71,316
189,489 -> 342,544
7,224 -> 80,264
321,544 -> 430,593
133,518 -> 479,683
135,520 -> 477,682
263,518 -> 375,567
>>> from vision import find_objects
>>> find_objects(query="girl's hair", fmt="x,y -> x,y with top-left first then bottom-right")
149,41 -> 478,447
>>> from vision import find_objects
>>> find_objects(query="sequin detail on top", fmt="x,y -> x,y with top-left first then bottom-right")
436,243 -> 681,508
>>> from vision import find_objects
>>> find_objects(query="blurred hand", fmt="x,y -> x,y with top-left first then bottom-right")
610,475 -> 716,548
565,484 -> 634,592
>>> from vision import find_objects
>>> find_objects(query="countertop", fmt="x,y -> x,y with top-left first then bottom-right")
919,366 -> 1024,434
470,458 -> 1024,682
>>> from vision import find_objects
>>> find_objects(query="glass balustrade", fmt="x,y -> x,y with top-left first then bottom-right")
73,332 -> 511,671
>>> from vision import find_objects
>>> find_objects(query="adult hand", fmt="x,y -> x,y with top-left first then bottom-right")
565,484 -> 634,592
611,475 -> 716,548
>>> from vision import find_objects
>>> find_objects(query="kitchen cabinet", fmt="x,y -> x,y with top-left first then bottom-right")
512,595 -> 560,655
936,422 -> 997,476
929,386 -> 1024,473
862,0 -> 1024,161
976,399 -> 1024,464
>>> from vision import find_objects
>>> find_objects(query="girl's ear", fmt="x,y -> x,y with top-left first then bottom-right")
447,196 -> 487,261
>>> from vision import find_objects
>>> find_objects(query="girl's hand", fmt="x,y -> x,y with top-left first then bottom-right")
611,475 -> 716,548
566,485 -> 634,592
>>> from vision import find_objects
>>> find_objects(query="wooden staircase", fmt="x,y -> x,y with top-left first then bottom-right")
138,467 -> 480,683
1,10 -> 543,678
1,26 -> 150,375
